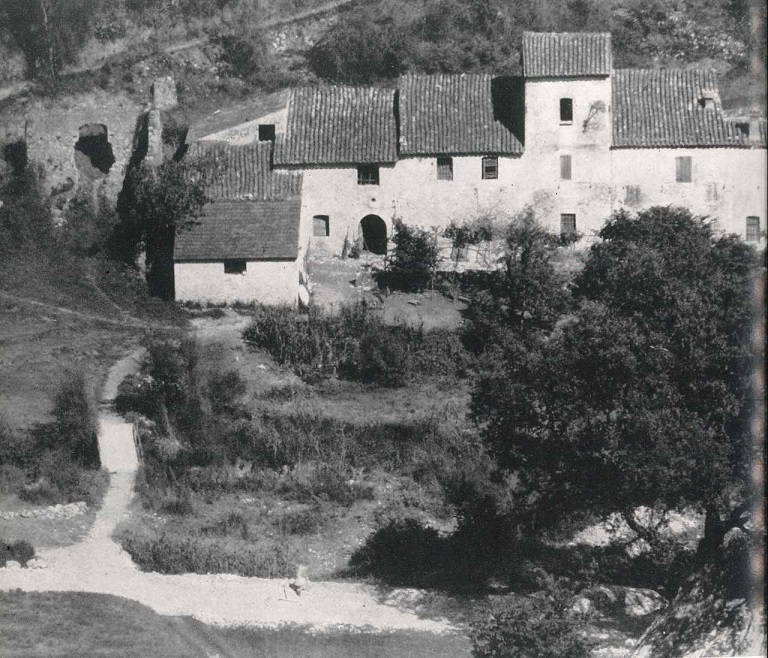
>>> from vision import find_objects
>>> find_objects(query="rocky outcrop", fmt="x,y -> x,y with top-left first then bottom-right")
628,528 -> 766,658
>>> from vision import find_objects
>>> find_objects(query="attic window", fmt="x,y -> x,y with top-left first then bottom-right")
698,91 -> 716,110
224,259 -> 247,274
357,164 -> 379,185
560,98 -> 573,124
258,124 -> 276,142
482,157 -> 498,180
437,156 -> 453,180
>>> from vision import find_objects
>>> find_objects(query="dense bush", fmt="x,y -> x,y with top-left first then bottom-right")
0,539 -> 35,567
51,370 -> 100,470
384,222 -> 440,293
242,303 -> 466,386
118,528 -> 296,577
470,584 -> 593,658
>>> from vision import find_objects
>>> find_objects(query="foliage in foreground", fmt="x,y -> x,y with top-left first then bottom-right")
117,527 -> 296,577
472,207 -> 760,547
0,370 -> 107,506
470,583 -> 593,658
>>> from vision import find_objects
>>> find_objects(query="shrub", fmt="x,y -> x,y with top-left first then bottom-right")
52,370 -> 100,469
118,528 -> 296,578
275,505 -> 328,536
0,539 -> 35,567
349,518 -> 444,586
385,222 -> 440,292
470,585 -> 593,658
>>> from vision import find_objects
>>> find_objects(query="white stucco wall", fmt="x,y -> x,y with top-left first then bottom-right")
174,259 -> 301,305
612,147 -> 767,243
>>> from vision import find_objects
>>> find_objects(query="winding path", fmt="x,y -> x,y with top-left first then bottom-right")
0,347 -> 453,634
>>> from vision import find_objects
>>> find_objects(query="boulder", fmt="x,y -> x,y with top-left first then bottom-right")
624,588 -> 667,617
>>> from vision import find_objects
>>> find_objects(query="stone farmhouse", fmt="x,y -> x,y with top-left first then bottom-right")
175,31 -> 767,305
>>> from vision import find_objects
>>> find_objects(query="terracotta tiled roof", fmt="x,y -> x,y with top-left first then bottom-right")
188,142 -> 302,200
724,117 -> 768,147
174,200 -> 301,261
186,90 -> 289,142
398,74 -> 523,156
522,32 -> 611,78
612,69 -> 766,148
273,86 -> 397,165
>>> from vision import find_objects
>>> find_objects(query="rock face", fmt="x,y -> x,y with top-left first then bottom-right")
628,529 -> 766,658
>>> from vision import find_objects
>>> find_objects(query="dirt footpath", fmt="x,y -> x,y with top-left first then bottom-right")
0,343 -> 454,634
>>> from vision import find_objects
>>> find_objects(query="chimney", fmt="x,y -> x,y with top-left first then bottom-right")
699,89 -> 716,110
749,109 -> 761,146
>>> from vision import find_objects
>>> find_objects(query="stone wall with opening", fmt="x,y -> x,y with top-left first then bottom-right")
0,88 -> 143,202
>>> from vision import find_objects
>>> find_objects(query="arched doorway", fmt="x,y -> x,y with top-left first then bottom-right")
359,215 -> 387,255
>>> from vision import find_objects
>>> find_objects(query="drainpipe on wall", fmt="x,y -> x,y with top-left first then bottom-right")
749,109 -> 761,147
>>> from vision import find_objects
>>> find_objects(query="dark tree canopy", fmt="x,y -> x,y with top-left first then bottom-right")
0,0 -> 97,80
472,207 -> 760,537
117,158 -> 208,299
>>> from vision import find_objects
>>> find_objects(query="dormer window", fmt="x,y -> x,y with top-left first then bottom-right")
560,98 -> 573,124
357,165 -> 379,185
698,91 -> 716,110
258,124 -> 276,142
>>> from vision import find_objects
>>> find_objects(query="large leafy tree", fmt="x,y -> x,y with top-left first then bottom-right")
473,207 -> 760,547
117,159 -> 208,300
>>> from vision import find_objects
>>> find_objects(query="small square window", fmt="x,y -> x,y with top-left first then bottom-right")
313,215 -> 330,237
482,157 -> 498,180
560,213 -> 576,236
746,216 -> 760,242
437,156 -> 453,181
676,156 -> 692,183
224,259 -> 247,274
560,155 -> 572,180
258,124 -> 276,142
357,164 -> 379,185
560,98 -> 573,124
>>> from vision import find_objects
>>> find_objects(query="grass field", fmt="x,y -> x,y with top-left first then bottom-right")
0,591 -> 472,658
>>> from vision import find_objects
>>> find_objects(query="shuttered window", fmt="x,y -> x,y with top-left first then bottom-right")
746,216 -> 760,242
482,157 -> 498,179
560,213 -> 576,236
313,215 -> 330,237
675,156 -> 692,183
437,156 -> 453,180
560,155 -> 572,180
560,98 -> 573,123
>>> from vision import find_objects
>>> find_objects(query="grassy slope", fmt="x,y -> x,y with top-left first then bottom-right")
0,250 -> 186,429
0,592 -> 471,658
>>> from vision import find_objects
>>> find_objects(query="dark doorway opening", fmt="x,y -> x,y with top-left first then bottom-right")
258,124 -> 276,142
74,124 -> 116,179
359,215 -> 387,255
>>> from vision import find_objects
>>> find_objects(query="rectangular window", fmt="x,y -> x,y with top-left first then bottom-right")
482,156 -> 498,180
437,156 -> 453,181
746,216 -> 760,242
560,155 -> 572,180
560,213 -> 577,236
560,98 -> 573,124
313,214 -> 330,237
258,124 -> 276,142
357,164 -> 380,185
675,156 -> 692,183
224,259 -> 246,274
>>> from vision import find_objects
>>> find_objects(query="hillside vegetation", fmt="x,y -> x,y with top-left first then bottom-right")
0,0 -> 764,117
